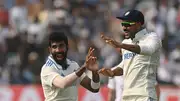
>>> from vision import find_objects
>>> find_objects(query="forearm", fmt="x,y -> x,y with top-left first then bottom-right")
112,67 -> 123,76
119,43 -> 140,54
80,71 -> 100,92
91,71 -> 100,90
92,71 -> 100,82
108,89 -> 115,101
53,66 -> 86,88
156,84 -> 160,101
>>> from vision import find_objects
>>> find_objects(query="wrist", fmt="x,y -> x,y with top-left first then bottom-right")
111,69 -> 115,77
92,71 -> 99,82
75,66 -> 86,77
117,43 -> 122,48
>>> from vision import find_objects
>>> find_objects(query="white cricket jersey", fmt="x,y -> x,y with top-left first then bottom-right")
41,56 -> 80,101
108,76 -> 123,101
119,29 -> 162,99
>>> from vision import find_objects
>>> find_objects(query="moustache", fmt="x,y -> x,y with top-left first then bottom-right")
123,29 -> 129,32
55,52 -> 65,55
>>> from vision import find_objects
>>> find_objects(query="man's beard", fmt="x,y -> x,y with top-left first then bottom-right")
52,51 -> 68,69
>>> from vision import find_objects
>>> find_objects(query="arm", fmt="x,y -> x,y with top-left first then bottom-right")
156,84 -> 160,101
99,61 -> 124,77
79,47 -> 100,92
112,67 -> 123,76
53,66 -> 86,89
101,33 -> 161,55
118,44 -> 140,54
108,88 -> 115,101
80,71 -> 100,93
98,67 -> 123,77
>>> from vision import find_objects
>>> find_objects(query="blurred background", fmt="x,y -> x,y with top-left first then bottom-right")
0,0 -> 180,101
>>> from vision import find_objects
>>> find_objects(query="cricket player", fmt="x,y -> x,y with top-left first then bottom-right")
40,31 -> 100,101
99,9 -> 162,101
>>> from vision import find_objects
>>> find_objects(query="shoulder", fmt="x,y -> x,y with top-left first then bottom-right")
146,32 -> 162,43
146,31 -> 160,39
41,59 -> 57,74
44,58 -> 56,67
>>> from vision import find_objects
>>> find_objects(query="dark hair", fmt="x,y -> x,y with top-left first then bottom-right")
48,31 -> 68,46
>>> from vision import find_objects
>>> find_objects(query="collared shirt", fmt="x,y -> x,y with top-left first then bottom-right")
41,56 -> 80,101
119,28 -> 162,99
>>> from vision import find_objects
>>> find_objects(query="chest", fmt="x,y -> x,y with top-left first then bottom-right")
58,67 -> 76,77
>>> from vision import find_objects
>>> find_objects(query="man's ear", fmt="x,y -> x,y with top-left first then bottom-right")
48,46 -> 51,53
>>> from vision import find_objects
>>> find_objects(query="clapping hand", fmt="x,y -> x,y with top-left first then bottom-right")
98,68 -> 114,77
100,33 -> 121,48
84,47 -> 99,72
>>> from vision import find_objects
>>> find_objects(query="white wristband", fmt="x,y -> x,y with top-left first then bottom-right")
91,80 -> 100,89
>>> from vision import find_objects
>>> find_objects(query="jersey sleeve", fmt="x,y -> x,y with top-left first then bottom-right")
139,33 -> 162,55
41,66 -> 59,87
107,77 -> 115,89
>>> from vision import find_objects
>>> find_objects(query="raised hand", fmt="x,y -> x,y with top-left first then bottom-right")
84,47 -> 99,71
98,68 -> 114,77
100,33 -> 121,48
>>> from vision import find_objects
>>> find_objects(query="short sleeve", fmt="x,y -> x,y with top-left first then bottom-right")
41,67 -> 59,87
139,33 -> 162,55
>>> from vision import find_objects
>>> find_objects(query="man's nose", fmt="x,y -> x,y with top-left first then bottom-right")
56,47 -> 64,52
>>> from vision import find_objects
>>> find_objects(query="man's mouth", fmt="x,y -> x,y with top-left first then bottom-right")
124,30 -> 129,33
56,54 -> 64,60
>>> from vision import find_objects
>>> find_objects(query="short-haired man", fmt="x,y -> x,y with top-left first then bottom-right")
41,31 -> 100,101
99,9 -> 162,101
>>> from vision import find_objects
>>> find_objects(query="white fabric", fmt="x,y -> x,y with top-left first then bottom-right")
90,80 -> 100,89
120,29 -> 161,100
108,76 -> 123,101
41,56 -> 80,101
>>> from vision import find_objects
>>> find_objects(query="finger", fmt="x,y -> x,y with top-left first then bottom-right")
92,57 -> 97,63
88,49 -> 94,59
86,56 -> 93,64
87,47 -> 92,56
98,68 -> 105,73
89,48 -> 94,55
100,32 -> 105,38
88,47 -> 92,54
100,33 -> 109,41
87,47 -> 94,58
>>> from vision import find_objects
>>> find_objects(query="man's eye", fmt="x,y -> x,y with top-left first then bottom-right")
52,45 -> 57,48
59,44 -> 65,48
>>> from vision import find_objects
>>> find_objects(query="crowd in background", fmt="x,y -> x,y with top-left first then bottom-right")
0,0 -> 180,86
